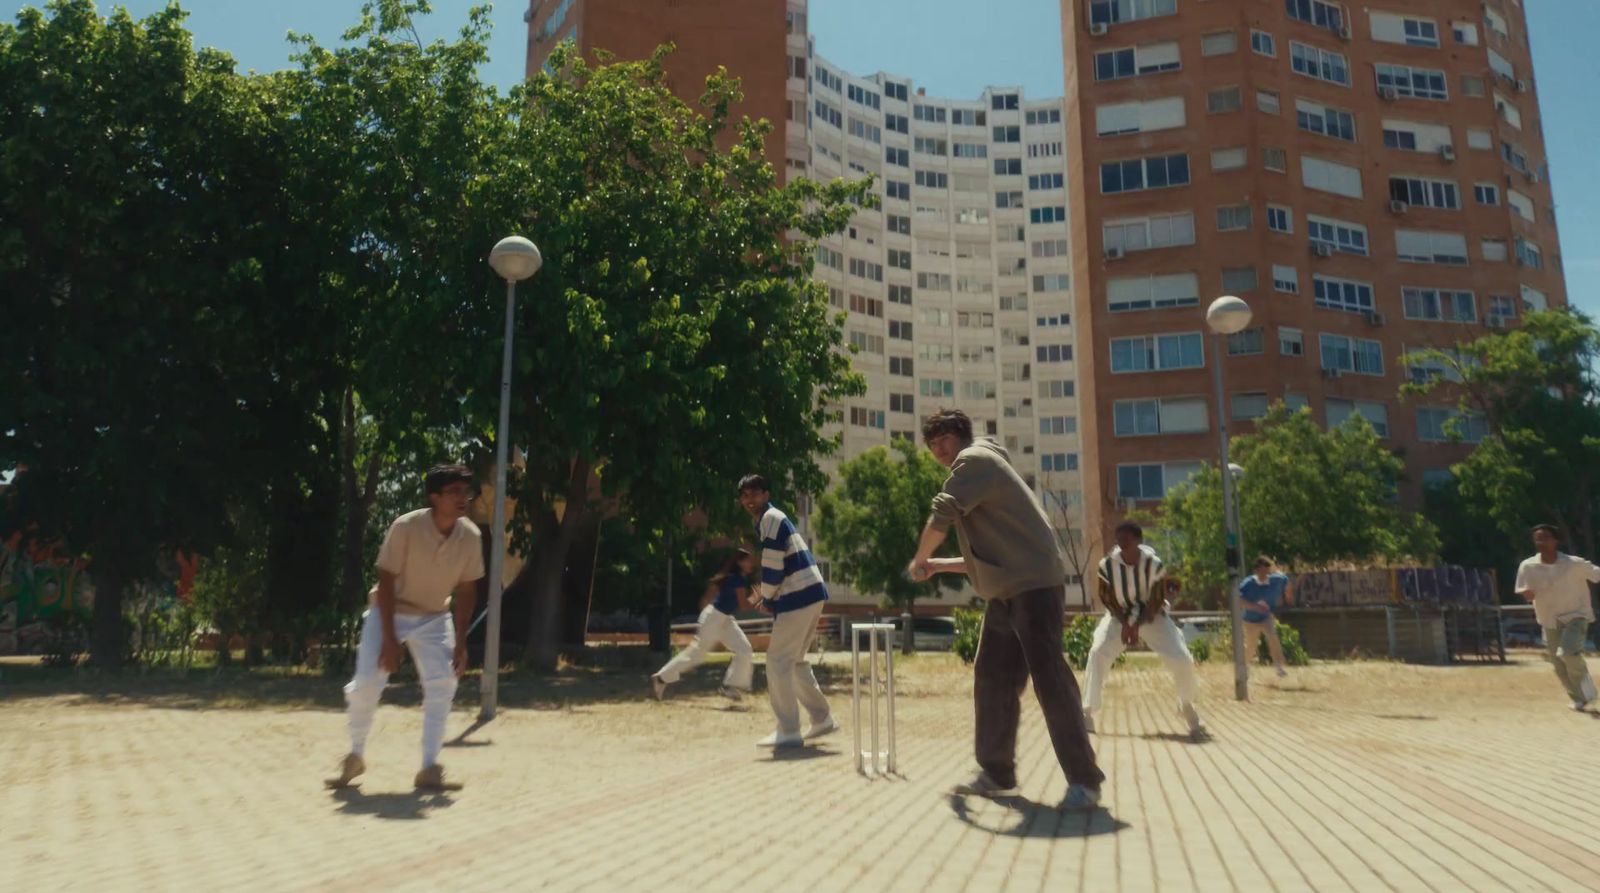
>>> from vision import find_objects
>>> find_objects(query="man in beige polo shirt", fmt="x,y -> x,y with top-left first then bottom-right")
326,464 -> 484,792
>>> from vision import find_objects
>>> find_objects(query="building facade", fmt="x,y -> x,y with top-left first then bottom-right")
1060,0 -> 1567,543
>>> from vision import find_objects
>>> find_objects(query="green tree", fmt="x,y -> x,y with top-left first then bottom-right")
0,1 -> 296,666
473,43 -> 869,668
1145,405 -> 1438,601
1406,308 -> 1600,581
814,438 -> 962,651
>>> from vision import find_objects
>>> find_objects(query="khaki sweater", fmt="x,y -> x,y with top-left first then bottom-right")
929,439 -> 1065,600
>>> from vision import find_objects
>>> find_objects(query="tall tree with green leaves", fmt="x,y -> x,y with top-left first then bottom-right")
1406,308 -> 1600,576
0,1 -> 296,666
468,43 -> 869,668
1143,405 -> 1438,601
814,438 -> 963,650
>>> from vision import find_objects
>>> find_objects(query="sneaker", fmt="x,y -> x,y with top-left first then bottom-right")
718,685 -> 744,702
757,731 -> 805,748
1060,783 -> 1101,812
1583,676 -> 1598,703
804,715 -> 839,740
1082,711 -> 1096,735
1571,698 -> 1591,712
323,753 -> 366,790
413,764 -> 463,792
952,771 -> 1018,799
1180,702 -> 1205,738
650,674 -> 667,701
1275,666 -> 1288,679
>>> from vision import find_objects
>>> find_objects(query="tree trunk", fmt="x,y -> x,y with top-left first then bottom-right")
559,510 -> 603,652
901,597 -> 915,655
89,563 -> 125,669
337,387 -> 364,613
521,458 -> 592,670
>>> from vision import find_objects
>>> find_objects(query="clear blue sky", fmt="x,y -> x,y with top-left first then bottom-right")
10,0 -> 1596,314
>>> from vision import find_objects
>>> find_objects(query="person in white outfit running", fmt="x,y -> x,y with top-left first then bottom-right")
739,474 -> 838,748
651,547 -> 758,701
1082,521 -> 1204,739
326,464 -> 485,792
1514,523 -> 1600,711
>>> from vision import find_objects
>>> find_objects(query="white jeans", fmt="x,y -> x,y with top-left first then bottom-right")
1083,612 -> 1198,713
766,601 -> 830,735
655,606 -> 755,689
344,609 -> 457,769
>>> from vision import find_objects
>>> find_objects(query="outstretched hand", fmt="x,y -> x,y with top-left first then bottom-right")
907,558 -> 933,582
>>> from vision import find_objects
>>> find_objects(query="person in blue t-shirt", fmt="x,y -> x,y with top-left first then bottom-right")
1238,556 -> 1294,677
651,547 -> 758,702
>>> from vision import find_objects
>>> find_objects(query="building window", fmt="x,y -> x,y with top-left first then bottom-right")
1227,328 -> 1265,356
994,158 -> 1023,176
886,249 -> 912,270
887,214 -> 911,236
1107,273 -> 1201,312
1382,128 -> 1418,151
1257,90 -> 1281,115
1102,212 -> 1196,254
848,407 -> 887,429
1488,295 -> 1518,323
885,147 -> 909,167
1025,108 -> 1063,125
1319,333 -> 1384,375
1263,147 -> 1288,172
1279,327 -> 1305,356
1401,17 -> 1440,48
1032,237 -> 1072,257
995,190 -> 1025,209
1099,153 -> 1191,194
1417,407 -> 1488,443
1030,206 -> 1068,224
1116,461 -> 1203,501
1028,173 -> 1066,191
1221,266 -> 1258,293
1267,206 -> 1292,233
1038,415 -> 1077,436
1290,42 -> 1350,86
1040,453 -> 1078,472
950,108 -> 987,127
888,393 -> 915,414
1395,229 -> 1469,265
1201,31 -> 1237,56
1286,0 -> 1344,33
1515,238 -> 1544,270
1207,86 -> 1243,114
886,181 -> 910,201
1326,399 -> 1390,437
1035,344 -> 1074,363
1114,397 -> 1209,436
1272,265 -> 1299,294
1216,204 -> 1251,232
1251,30 -> 1276,57
913,104 -> 947,123
1313,275 -> 1376,314
1233,393 -> 1271,420
919,378 -> 954,397
1460,75 -> 1486,97
1109,332 -> 1204,373
1295,99 -> 1356,141
1093,41 -> 1182,81
1308,216 -> 1369,256
1376,64 -> 1449,100
887,283 -> 912,304
1389,176 -> 1461,210
1089,0 -> 1177,27
885,113 -> 909,134
992,125 -> 1021,143
1403,288 -> 1476,323
1038,379 -> 1075,399
1211,147 -> 1247,171
1032,274 -> 1071,293
991,93 -> 1020,111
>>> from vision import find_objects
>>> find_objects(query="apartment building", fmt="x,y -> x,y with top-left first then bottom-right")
1060,0 -> 1567,543
527,0 -> 1088,606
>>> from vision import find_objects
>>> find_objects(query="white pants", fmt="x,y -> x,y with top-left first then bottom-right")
655,605 -> 755,689
766,600 -> 830,735
1083,612 -> 1198,713
344,609 -> 457,769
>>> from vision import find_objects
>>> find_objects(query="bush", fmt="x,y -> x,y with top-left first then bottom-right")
1188,634 -> 1212,663
1209,619 -> 1310,667
951,606 -> 982,663
41,612 -> 89,668
1063,614 -> 1124,670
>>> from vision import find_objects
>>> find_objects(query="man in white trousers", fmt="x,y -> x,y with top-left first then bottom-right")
1083,521 -> 1203,739
1515,523 -> 1600,711
652,547 -> 758,701
739,474 -> 838,748
326,464 -> 484,792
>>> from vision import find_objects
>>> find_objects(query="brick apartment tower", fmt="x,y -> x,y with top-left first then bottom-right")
524,0 -> 796,166
1061,0 -> 1568,544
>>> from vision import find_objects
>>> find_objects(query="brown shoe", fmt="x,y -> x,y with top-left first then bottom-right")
414,764 -> 463,792
324,753 -> 366,790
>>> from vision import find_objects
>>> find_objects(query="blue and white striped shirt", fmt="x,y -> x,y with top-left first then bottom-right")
757,504 -> 829,614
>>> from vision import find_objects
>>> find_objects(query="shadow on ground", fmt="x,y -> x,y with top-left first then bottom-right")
328,787 -> 456,820
947,793 -> 1130,839
0,653 -> 856,714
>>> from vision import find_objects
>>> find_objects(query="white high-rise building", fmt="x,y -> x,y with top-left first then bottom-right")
787,28 -> 1088,607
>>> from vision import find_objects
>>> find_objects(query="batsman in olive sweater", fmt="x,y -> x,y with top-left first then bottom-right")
908,409 -> 1105,812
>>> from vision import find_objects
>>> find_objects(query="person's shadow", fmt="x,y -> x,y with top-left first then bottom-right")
329,787 -> 456,821
947,793 -> 1129,839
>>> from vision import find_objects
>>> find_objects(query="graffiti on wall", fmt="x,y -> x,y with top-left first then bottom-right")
1292,569 -> 1395,608
1290,566 -> 1496,610
1396,566 -> 1496,606
0,534 -> 94,655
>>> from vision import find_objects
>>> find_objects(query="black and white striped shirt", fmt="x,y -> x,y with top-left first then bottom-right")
1097,545 -> 1166,619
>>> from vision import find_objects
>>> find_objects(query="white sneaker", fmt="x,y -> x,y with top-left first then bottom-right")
650,675 -> 667,701
1180,702 -> 1205,738
757,731 -> 804,748
1060,783 -> 1101,812
1571,698 -> 1591,712
952,771 -> 1018,798
1082,711 -> 1096,734
718,685 -> 744,702
804,715 -> 839,739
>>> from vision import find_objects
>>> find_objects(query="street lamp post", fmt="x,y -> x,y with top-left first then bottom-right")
480,236 -> 543,721
1206,295 -> 1252,702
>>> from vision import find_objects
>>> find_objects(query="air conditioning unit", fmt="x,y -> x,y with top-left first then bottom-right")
1366,311 -> 1387,327
1104,245 -> 1126,260
1378,86 -> 1399,101
1088,21 -> 1109,37
1439,145 -> 1456,162
1312,242 -> 1335,258
1338,25 -> 1352,42
1515,79 -> 1528,93
1388,200 -> 1409,214
1486,316 -> 1507,329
